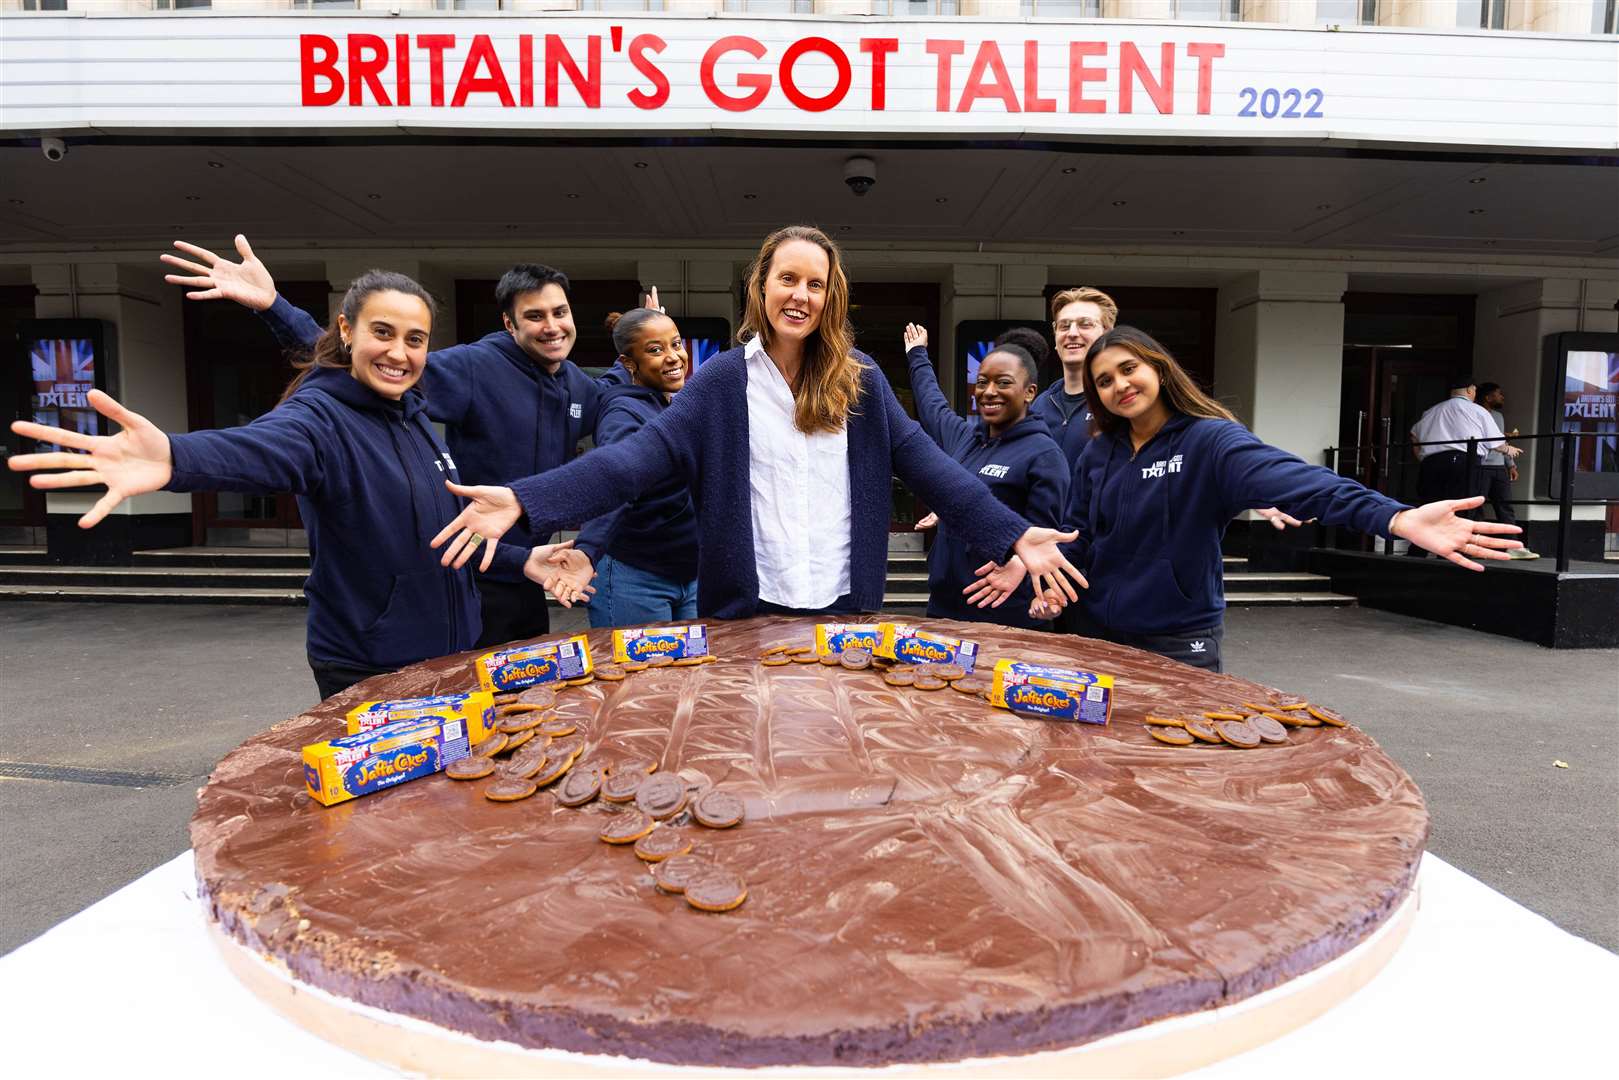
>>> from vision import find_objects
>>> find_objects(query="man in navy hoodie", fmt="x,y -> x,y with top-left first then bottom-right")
1029,285 -> 1116,469
161,236 -> 626,646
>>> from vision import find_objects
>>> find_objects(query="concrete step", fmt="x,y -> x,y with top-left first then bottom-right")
0,565 -> 310,589
0,583 -> 309,605
132,546 -> 310,569
0,546 -> 51,565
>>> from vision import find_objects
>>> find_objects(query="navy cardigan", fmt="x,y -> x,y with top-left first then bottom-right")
507,347 -> 1032,619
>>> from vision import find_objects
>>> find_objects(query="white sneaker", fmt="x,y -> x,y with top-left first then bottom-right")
1508,547 -> 1540,560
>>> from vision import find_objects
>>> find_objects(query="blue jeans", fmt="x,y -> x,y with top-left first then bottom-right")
587,554 -> 698,628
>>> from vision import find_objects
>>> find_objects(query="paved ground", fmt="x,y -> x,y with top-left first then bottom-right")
2,601 -> 1615,956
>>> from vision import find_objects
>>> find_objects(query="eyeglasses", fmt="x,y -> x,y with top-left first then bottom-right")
1053,318 -> 1103,333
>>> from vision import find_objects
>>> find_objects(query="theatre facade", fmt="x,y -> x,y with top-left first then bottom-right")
1,2 -> 1616,562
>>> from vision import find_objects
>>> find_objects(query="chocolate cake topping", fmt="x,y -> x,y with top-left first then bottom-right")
693,790 -> 745,829
555,765 -> 603,807
600,771 -> 645,803
684,868 -> 748,913
652,853 -> 711,894
192,616 -> 1427,1069
633,827 -> 694,862
634,773 -> 689,820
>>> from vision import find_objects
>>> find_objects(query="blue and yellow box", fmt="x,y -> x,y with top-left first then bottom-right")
612,624 -> 709,663
302,715 -> 474,807
474,633 -> 592,693
815,622 -> 884,655
345,690 -> 495,742
989,661 -> 1114,725
875,623 -> 981,671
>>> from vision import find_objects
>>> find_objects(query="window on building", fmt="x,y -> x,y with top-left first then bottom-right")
21,0 -> 69,10
723,1 -> 815,12
431,0 -> 503,9
1597,0 -> 1618,34
1171,0 -> 1241,19
1020,1 -> 1102,14
1315,0 -> 1377,25
1458,0 -> 1507,28
583,0 -> 664,10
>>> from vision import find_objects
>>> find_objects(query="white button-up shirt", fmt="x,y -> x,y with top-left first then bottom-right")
744,335 -> 852,609
1410,395 -> 1505,458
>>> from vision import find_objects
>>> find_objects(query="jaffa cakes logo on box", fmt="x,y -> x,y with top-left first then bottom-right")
492,654 -> 559,688
1008,684 -> 1077,715
626,634 -> 684,661
344,743 -> 438,794
828,629 -> 881,653
896,638 -> 953,664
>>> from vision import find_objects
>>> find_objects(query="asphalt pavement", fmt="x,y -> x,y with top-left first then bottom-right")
2,601 -> 1614,956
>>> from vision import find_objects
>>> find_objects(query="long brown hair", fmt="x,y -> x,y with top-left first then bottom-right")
738,225 -> 863,435
278,270 -> 437,404
1082,326 -> 1236,438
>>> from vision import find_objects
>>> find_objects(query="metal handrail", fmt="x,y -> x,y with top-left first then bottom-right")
1322,431 -> 1615,573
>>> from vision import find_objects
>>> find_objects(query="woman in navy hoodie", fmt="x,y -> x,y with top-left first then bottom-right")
902,324 -> 1068,629
9,271 -> 556,699
966,327 -> 1522,671
432,225 -> 1084,617
560,307 -> 700,627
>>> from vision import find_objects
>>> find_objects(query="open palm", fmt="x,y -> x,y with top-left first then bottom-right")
8,390 -> 173,528
161,234 -> 278,311
432,482 -> 524,572
1393,496 -> 1521,571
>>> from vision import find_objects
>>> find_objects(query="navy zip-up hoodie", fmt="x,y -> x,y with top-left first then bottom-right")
1063,414 -> 1409,636
503,347 -> 1032,620
165,366 -> 521,670
1030,379 -> 1094,470
258,295 -> 627,544
907,346 -> 1068,628
573,382 -> 699,583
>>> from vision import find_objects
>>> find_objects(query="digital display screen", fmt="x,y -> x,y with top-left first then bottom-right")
1562,349 -> 1618,476
678,318 -> 734,371
29,337 -> 99,453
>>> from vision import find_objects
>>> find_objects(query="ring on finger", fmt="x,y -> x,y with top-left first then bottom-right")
464,532 -> 485,552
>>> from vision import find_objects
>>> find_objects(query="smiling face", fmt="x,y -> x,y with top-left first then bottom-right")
623,313 -> 689,396
1089,344 -> 1167,427
762,239 -> 829,348
339,290 -> 433,400
504,283 -> 576,369
974,350 -> 1037,433
1053,300 -> 1108,370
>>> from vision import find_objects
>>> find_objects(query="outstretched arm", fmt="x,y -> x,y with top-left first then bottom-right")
902,325 -> 974,455
8,390 -> 174,528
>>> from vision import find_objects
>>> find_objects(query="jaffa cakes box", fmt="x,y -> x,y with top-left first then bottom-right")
303,715 -> 473,807
875,623 -> 980,672
612,624 -> 709,663
344,690 -> 495,742
474,633 -> 592,693
989,660 -> 1114,725
814,622 -> 884,655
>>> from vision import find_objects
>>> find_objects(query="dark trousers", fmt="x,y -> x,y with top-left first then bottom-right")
309,657 -> 393,702
1409,450 -> 1480,557
1065,606 -> 1224,673
475,575 -> 551,649
1480,464 -> 1518,527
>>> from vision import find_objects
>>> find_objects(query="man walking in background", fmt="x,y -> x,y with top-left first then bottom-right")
1476,382 -> 1539,559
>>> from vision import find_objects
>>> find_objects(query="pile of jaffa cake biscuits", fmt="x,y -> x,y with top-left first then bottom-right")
1144,700 -> 1350,749
443,665 -> 751,914
760,642 -> 994,698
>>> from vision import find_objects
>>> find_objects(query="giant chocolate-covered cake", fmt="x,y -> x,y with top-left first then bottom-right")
192,616 -> 1428,1069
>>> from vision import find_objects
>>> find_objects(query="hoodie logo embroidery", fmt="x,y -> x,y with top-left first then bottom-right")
1140,454 -> 1184,480
980,464 -> 1010,479
569,403 -> 583,419
436,453 -> 456,474
1189,640 -> 1206,653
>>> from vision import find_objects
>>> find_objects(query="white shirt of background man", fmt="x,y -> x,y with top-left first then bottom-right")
744,335 -> 853,610
1410,394 -> 1505,459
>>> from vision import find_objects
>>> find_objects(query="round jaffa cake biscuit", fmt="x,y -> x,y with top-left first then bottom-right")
193,616 -> 1427,1069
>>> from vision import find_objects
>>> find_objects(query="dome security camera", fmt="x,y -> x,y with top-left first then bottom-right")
41,137 -> 67,163
843,156 -> 877,197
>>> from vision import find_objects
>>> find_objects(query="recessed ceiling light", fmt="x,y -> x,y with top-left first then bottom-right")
207,160 -> 225,169
1468,177 -> 1487,184
1061,167 -> 1077,174
935,197 -> 948,204
7,198 -> 23,205
1111,200 -> 1127,207
1468,208 -> 1486,215
567,193 -> 581,199
1170,230 -> 1184,236
838,225 -> 850,231
366,193 -> 382,200
505,224 -> 518,231
633,161 -> 649,169
1315,203 -> 1332,210
743,193 -> 757,200
184,195 -> 202,201
1483,240 -> 1498,246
